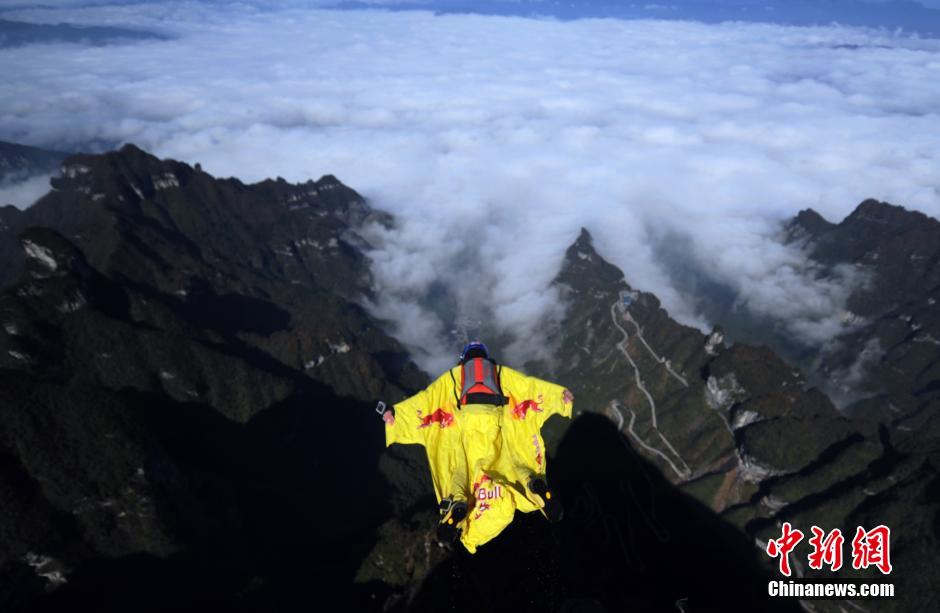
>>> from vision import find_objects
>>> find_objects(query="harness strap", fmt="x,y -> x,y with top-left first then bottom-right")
449,367 -> 462,410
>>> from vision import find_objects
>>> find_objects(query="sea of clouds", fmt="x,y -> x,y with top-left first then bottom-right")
2,1 -> 939,373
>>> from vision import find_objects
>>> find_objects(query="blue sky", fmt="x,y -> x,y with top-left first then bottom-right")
251,0 -> 940,37
342,1 -> 940,35
4,1 -> 940,34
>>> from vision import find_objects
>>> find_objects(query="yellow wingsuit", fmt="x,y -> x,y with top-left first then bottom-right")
385,364 -> 572,553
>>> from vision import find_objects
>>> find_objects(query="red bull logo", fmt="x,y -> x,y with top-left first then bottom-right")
477,484 -> 503,501
417,408 -> 455,429
512,396 -> 544,420
472,474 -> 502,520
471,474 -> 492,494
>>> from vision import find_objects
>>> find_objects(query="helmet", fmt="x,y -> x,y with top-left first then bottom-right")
460,341 -> 489,363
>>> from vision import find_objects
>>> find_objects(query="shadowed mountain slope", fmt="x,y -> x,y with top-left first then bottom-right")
410,414 -> 800,613
0,146 -> 426,611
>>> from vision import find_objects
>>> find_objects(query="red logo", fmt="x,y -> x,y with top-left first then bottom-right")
808,527 -> 844,572
765,523 -> 893,576
512,397 -> 544,420
851,525 -> 892,575
766,522 -> 804,577
417,408 -> 454,429
532,433 -> 543,466
471,474 -> 502,520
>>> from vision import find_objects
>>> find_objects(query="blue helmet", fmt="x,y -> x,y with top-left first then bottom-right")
460,341 -> 489,363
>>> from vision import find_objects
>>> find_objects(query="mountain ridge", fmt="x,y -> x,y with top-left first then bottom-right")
0,144 -> 431,611
526,206 -> 939,612
0,145 -> 936,612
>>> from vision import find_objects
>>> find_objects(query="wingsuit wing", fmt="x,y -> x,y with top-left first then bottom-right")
500,366 -> 573,426
385,369 -> 461,502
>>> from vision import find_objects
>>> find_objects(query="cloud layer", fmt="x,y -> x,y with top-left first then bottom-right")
2,3 -> 940,372
0,174 -> 55,210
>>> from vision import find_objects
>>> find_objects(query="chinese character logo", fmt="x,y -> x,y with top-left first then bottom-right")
851,525 -> 892,575
765,523 -> 892,576
808,526 -> 844,572
766,522 -> 804,577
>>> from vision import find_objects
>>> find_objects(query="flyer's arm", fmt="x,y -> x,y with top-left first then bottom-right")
385,387 -> 432,448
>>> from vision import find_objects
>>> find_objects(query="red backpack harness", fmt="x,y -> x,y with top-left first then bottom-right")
451,357 -> 508,407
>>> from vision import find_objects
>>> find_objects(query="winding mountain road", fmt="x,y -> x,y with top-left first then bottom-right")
609,295 -> 692,480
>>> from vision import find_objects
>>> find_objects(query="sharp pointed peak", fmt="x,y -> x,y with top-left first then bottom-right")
557,226 -> 625,288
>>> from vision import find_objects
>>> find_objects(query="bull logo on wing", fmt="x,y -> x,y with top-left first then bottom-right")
417,408 -> 455,429
512,395 -> 544,420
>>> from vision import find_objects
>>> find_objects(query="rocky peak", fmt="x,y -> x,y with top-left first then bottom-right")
0,145 -> 440,613
51,143 -> 191,204
780,199 -> 940,446
789,200 -> 940,260
556,227 -> 625,290
10,145 -> 429,397
536,228 -> 936,612
784,199 -> 940,322
843,198 -> 936,233
788,207 -> 833,240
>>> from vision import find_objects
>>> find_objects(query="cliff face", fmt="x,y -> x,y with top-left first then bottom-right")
525,220 -> 938,612
0,145 -> 426,611
787,199 -> 940,422
0,144 -> 422,401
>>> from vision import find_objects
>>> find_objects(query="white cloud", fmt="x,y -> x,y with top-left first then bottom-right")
2,4 -> 940,372
0,174 -> 54,210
